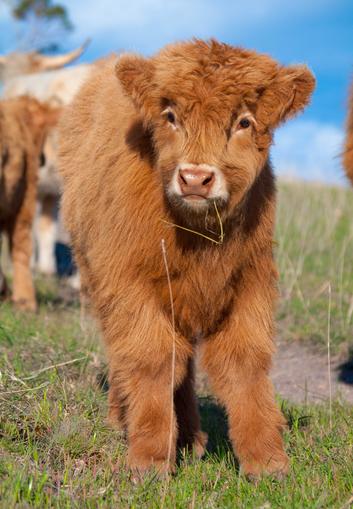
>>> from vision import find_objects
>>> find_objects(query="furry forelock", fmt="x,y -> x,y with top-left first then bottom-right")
154,39 -> 277,105
117,38 -> 315,129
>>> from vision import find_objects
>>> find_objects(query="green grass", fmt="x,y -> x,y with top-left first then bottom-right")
276,181 -> 353,350
1,181 -> 353,508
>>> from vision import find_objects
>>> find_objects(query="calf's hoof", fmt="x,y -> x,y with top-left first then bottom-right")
13,298 -> 37,313
241,452 -> 289,481
128,456 -> 175,484
191,430 -> 208,458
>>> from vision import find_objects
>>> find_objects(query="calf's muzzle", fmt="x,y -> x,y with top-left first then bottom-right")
178,165 -> 215,199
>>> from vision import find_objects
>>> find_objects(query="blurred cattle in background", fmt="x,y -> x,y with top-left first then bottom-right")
0,42 -> 91,280
0,96 -> 60,311
35,126 -> 62,275
0,42 -> 89,82
343,81 -> 353,185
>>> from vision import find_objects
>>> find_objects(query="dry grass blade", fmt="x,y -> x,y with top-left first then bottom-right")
161,239 -> 176,477
22,356 -> 88,381
1,381 -> 50,395
339,495 -> 353,509
327,282 -> 332,430
162,201 -> 224,244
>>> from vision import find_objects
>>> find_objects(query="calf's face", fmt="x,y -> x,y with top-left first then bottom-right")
116,41 -> 315,224
153,99 -> 263,216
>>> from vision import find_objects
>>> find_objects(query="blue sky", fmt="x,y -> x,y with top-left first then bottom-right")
1,0 -> 352,184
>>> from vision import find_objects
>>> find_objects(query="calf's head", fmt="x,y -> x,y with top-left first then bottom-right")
116,40 -> 315,225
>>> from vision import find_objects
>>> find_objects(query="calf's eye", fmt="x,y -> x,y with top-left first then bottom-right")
167,111 -> 176,124
238,118 -> 251,129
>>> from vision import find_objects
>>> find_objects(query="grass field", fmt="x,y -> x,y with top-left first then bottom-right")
276,181 -> 353,350
0,181 -> 353,508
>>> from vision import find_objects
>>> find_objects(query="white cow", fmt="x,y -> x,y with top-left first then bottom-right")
1,43 -> 92,278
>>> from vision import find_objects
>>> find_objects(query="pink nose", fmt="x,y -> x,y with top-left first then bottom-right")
178,167 -> 215,198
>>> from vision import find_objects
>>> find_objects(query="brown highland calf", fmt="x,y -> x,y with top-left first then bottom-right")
343,82 -> 353,184
0,96 -> 59,311
58,40 -> 315,479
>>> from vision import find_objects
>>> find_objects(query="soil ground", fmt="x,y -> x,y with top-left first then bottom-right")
272,339 -> 353,404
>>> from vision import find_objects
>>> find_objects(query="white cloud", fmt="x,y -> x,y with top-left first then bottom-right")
272,119 -> 346,184
61,0 -> 337,54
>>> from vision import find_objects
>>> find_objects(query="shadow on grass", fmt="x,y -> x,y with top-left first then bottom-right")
337,352 -> 353,385
280,400 -> 312,430
198,396 -> 232,457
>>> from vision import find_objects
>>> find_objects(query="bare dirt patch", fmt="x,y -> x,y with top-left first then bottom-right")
271,340 -> 353,404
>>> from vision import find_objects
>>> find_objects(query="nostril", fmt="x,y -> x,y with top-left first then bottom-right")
39,153 -> 46,167
202,174 -> 214,186
179,171 -> 187,185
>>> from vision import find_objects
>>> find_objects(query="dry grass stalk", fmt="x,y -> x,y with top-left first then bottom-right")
22,356 -> 87,381
162,201 -> 224,244
327,282 -> 332,430
161,239 -> 176,474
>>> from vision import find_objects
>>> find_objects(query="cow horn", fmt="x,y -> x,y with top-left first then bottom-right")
35,39 -> 91,70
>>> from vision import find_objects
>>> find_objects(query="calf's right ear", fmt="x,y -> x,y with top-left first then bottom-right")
115,54 -> 157,119
257,64 -> 316,128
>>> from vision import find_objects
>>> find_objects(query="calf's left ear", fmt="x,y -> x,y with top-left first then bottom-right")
115,54 -> 157,119
257,65 -> 315,127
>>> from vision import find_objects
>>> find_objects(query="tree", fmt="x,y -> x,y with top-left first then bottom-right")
4,0 -> 73,51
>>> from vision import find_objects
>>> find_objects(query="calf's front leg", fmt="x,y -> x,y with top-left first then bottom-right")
105,306 -> 191,479
201,271 -> 288,479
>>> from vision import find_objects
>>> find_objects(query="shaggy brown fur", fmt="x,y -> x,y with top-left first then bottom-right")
343,81 -> 353,184
0,96 -> 59,311
58,39 -> 315,479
